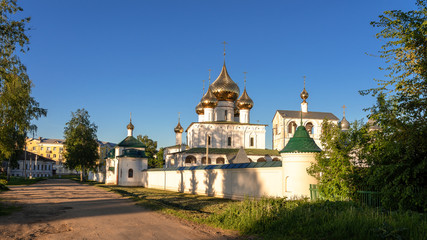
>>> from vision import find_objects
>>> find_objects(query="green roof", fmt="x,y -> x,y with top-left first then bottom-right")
118,149 -> 148,158
117,136 -> 146,148
279,126 -> 321,153
185,148 -> 280,156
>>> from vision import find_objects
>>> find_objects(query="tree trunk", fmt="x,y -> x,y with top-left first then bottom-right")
6,158 -> 11,181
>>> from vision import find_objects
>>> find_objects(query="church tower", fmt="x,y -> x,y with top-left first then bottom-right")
300,76 -> 309,113
340,105 -> 350,131
236,73 -> 254,124
174,114 -> 184,145
209,43 -> 240,122
127,113 -> 134,137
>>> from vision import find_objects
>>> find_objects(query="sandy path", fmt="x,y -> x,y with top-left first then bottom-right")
0,179 -> 236,240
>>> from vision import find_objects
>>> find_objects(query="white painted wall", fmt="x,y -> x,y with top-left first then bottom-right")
142,167 -> 283,199
281,152 -> 318,198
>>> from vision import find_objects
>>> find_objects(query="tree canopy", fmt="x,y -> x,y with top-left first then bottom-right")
0,0 -> 46,169
137,135 -> 163,168
64,109 -> 99,181
310,1 -> 426,211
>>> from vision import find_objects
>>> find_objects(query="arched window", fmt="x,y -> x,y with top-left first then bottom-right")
225,110 -> 228,120
202,157 -> 211,165
227,137 -> 232,146
306,122 -> 314,134
216,157 -> 225,164
250,137 -> 254,147
208,135 -> 211,145
128,169 -> 133,178
248,158 -> 253,162
185,155 -> 196,164
288,121 -> 297,134
257,158 -> 266,162
272,158 -> 280,161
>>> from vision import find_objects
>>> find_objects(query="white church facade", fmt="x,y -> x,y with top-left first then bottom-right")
164,60 -> 280,168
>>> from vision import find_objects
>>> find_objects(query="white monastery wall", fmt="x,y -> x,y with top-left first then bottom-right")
142,167 -> 283,199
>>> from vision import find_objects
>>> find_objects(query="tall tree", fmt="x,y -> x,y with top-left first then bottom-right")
0,0 -> 47,178
359,0 -> 427,211
137,135 -> 163,168
64,109 -> 99,181
308,120 -> 370,200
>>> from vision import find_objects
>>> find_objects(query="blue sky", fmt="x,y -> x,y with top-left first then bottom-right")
20,0 -> 415,148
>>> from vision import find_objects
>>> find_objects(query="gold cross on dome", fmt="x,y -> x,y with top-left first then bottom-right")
222,41 -> 227,56
243,72 -> 247,88
342,105 -> 346,116
303,75 -> 306,88
178,112 -> 181,122
202,80 -> 205,95
208,69 -> 212,84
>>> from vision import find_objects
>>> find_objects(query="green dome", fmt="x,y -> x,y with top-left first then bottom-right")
280,126 -> 321,153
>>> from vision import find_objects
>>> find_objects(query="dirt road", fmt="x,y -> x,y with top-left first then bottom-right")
0,179 -> 236,240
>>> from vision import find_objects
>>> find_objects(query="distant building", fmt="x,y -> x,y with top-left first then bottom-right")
105,119 -> 148,186
25,137 -> 115,174
164,60 -> 279,168
8,151 -> 55,178
272,82 -> 340,151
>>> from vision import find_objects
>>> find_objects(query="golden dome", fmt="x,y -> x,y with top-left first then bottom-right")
174,121 -> 184,133
127,121 -> 134,130
195,101 -> 204,115
340,116 -> 350,130
210,62 -> 240,101
236,88 -> 254,110
300,88 -> 309,102
201,87 -> 218,108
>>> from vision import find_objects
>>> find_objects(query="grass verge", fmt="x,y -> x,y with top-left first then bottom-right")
4,177 -> 47,186
93,185 -> 426,240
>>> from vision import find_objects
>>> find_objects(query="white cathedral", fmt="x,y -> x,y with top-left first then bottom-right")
164,60 -> 282,168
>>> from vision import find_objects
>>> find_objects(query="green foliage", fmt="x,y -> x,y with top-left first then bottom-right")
0,0 -> 46,165
64,109 -> 99,181
358,0 -> 427,211
136,135 -> 163,168
103,185 -> 427,240
307,120 -> 370,200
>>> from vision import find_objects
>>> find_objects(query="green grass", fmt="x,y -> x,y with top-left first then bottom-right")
4,176 -> 47,186
98,185 -> 426,240
0,202 -> 21,216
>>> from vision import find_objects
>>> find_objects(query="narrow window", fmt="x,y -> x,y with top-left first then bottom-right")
250,137 -> 254,147
128,169 -> 133,178
208,136 -> 211,145
227,137 -> 232,146
225,110 -> 228,120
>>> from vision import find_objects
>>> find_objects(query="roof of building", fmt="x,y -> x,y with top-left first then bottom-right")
40,138 -> 65,144
147,161 -> 282,171
17,151 -> 55,162
210,62 -> 240,102
229,147 -> 250,163
275,110 -> 339,121
185,147 -> 280,156
117,149 -> 147,158
117,136 -> 146,148
280,126 -> 321,153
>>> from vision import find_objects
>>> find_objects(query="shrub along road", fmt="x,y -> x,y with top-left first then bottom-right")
0,179 -> 237,240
